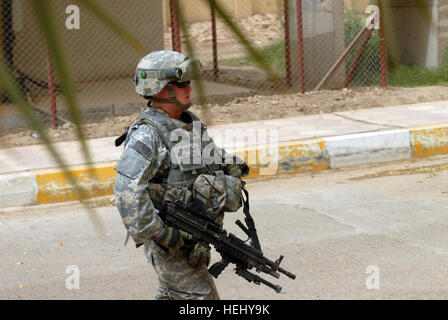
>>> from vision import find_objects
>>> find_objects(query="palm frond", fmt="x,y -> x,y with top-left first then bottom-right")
76,0 -> 147,53
31,1 -> 93,169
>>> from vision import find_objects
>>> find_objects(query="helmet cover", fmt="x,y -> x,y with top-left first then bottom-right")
134,50 -> 202,96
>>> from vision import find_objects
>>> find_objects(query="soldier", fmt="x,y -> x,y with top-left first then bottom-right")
114,50 -> 249,300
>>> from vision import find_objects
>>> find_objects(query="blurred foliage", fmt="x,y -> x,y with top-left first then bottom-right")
220,40 -> 285,76
0,0 -> 277,229
0,0 -> 150,234
0,0 -> 444,217
244,40 -> 285,75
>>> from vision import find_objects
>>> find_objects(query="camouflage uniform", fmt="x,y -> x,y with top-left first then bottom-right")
114,105 -> 247,300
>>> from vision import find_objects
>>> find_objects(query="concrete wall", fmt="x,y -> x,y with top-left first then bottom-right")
162,0 -> 282,31
11,0 -> 164,83
345,0 -> 372,13
287,0 -> 345,89
387,0 -> 439,68
439,1 -> 448,65
347,0 -> 447,68
162,0 -> 369,29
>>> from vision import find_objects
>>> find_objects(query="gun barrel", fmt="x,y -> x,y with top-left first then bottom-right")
236,268 -> 282,294
279,267 -> 296,280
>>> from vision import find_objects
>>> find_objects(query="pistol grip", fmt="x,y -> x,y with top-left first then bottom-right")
208,258 -> 229,279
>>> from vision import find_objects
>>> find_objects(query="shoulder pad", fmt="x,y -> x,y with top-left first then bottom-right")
115,132 -> 157,180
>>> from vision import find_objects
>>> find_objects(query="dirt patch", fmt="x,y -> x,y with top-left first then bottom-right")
1,85 -> 448,149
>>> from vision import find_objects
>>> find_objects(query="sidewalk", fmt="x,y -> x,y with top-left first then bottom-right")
1,100 -> 448,208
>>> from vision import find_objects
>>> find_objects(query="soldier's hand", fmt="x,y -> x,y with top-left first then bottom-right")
188,241 -> 211,268
224,162 -> 249,178
154,227 -> 192,255
186,198 -> 205,213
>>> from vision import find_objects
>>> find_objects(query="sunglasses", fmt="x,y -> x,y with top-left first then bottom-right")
173,81 -> 190,88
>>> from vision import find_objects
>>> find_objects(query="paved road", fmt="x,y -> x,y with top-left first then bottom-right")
3,155 -> 448,300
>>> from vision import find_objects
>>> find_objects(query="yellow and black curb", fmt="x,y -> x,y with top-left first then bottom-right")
1,124 -> 448,208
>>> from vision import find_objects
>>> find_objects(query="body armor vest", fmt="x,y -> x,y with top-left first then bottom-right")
125,108 -> 223,190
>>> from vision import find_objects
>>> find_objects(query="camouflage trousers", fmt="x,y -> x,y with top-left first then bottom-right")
144,241 -> 220,300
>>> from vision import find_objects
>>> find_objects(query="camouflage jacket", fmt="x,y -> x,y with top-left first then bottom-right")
114,107 -> 248,247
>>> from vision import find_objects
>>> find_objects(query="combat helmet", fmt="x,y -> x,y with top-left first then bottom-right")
134,50 -> 202,110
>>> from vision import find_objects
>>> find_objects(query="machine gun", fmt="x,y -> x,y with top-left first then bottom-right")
160,189 -> 296,293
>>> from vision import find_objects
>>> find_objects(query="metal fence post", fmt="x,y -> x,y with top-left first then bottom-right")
46,45 -> 58,129
211,0 -> 219,80
283,0 -> 292,87
296,0 -> 305,93
169,0 -> 182,52
378,0 -> 388,88
315,26 -> 369,91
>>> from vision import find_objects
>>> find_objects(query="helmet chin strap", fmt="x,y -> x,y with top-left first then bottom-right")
150,83 -> 191,111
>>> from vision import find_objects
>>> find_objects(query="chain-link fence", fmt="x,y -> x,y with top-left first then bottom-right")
0,0 -> 385,135
171,0 -> 384,92
0,0 -> 163,132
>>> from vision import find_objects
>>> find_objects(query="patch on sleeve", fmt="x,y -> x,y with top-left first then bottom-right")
131,140 -> 153,160
116,141 -> 153,180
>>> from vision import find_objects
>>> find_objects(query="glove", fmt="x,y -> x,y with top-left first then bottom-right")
186,198 -> 205,213
188,241 -> 211,268
224,162 -> 249,178
154,227 -> 192,255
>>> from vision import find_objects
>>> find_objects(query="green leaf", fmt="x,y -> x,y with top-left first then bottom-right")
172,0 -> 210,121
0,56 -> 87,201
31,1 -> 93,170
203,0 -> 277,80
76,0 -> 146,53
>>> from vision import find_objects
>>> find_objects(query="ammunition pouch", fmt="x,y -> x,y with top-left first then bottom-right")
192,171 -> 243,216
